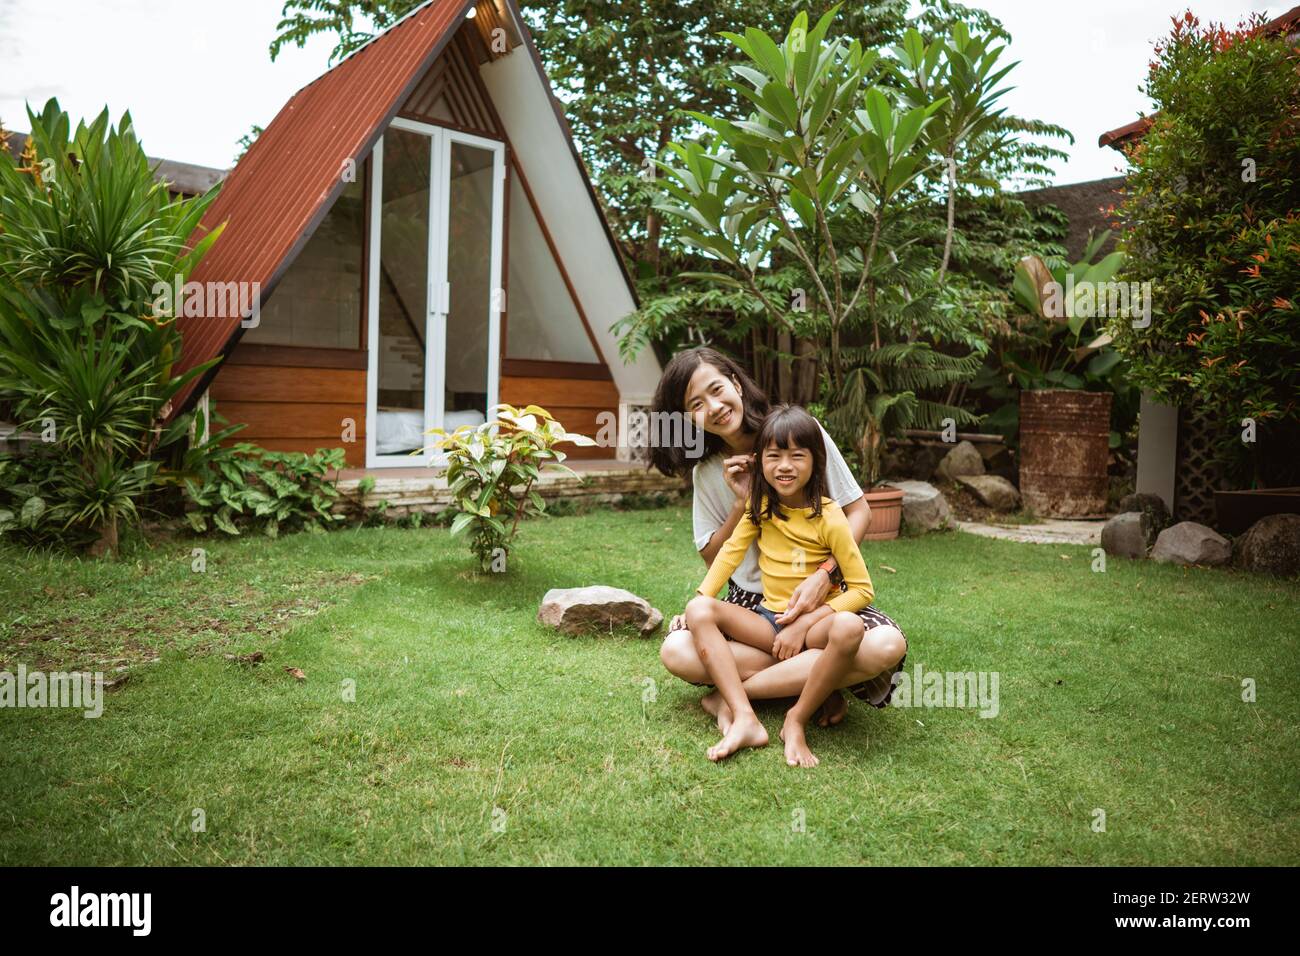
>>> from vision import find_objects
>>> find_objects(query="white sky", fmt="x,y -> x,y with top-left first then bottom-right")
0,0 -> 1284,184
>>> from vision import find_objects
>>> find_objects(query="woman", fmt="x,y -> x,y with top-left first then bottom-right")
650,347 -> 907,752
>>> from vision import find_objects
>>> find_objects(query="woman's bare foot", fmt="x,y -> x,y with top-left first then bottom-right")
779,715 -> 819,768
815,690 -> 847,728
706,712 -> 768,762
700,691 -> 733,733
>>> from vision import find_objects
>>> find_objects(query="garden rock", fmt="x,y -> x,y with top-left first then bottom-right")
1100,511 -> 1153,559
1150,521 -> 1231,566
935,441 -> 985,481
1237,513 -> 1300,576
955,474 -> 1020,511
890,480 -> 951,532
910,445 -> 944,481
538,586 -> 663,637
1118,492 -> 1171,533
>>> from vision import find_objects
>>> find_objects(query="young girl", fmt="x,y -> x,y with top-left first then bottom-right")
685,404 -> 875,767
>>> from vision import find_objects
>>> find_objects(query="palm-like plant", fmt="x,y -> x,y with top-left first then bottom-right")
0,99 -> 222,553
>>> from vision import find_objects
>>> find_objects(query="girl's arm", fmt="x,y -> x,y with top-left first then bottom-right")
821,506 -> 875,613
696,511 -> 761,599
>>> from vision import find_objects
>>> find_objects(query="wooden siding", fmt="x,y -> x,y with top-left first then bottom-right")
499,374 -> 619,461
209,362 -> 367,467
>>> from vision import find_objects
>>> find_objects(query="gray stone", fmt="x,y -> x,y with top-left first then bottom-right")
955,474 -> 1020,511
935,440 -> 986,481
1100,511 -> 1153,559
1237,513 -> 1300,576
890,479 -> 951,532
1150,521 -> 1231,566
537,586 -> 663,636
1118,492 -> 1171,532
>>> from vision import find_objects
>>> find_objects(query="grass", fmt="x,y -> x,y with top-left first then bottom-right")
1,506 -> 1297,865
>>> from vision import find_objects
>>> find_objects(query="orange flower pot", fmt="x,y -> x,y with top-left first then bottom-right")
863,485 -> 904,541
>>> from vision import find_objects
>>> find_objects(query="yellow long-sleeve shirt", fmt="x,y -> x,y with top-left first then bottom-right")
696,496 -> 874,614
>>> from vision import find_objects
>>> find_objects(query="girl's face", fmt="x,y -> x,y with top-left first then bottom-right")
683,362 -> 744,441
761,440 -> 813,505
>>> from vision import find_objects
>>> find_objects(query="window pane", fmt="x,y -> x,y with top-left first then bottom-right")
242,178 -> 364,348
374,129 -> 430,455
444,142 -> 493,428
504,175 -> 599,363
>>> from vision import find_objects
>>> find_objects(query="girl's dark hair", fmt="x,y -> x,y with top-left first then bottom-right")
748,404 -> 828,526
648,346 -> 771,478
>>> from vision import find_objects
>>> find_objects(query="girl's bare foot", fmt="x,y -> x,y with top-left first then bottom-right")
779,716 -> 819,768
815,690 -> 847,728
706,712 -> 768,762
700,691 -> 733,733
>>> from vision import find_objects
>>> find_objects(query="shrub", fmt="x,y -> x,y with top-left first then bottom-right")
424,404 -> 595,571
1111,13 -> 1300,486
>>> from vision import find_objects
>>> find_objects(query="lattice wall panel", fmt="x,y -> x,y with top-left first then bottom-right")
1174,406 -> 1226,524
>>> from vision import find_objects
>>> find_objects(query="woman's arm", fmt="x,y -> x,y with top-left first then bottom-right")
697,512 -> 761,599
699,497 -> 747,566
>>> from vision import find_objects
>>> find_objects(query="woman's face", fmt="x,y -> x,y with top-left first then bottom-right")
683,363 -> 745,441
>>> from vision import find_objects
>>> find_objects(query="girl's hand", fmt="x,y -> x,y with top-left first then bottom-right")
668,614 -> 686,633
722,453 -> 755,502
772,626 -> 806,661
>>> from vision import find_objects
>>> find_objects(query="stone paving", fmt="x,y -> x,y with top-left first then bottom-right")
953,518 -> 1104,546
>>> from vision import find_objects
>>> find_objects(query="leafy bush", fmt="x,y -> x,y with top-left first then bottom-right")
424,404 -> 595,571
180,434 -> 358,538
1110,13 -> 1300,486
0,99 -> 222,553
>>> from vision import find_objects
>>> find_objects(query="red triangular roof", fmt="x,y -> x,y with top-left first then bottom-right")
171,0 -> 471,414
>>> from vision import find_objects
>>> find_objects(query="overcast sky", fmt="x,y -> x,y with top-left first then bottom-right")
0,0 -> 1282,185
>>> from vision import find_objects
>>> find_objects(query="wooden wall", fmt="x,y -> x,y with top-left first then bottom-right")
209,348 -> 617,467
209,347 -> 367,467
499,372 -> 619,461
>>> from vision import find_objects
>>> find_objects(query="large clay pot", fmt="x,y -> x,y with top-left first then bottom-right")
862,485 -> 905,540
1019,389 -> 1112,518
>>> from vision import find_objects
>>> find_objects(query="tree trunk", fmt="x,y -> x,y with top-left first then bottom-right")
88,515 -> 118,559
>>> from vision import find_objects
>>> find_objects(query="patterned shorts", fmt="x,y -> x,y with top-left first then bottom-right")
698,581 -> 908,709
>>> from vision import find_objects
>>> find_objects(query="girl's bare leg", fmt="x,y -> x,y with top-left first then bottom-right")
683,596 -> 775,762
779,613 -> 866,767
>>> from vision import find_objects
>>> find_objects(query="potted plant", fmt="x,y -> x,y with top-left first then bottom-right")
981,232 -> 1134,517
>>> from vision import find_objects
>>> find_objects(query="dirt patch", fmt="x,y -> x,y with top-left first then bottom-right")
1,569 -> 375,671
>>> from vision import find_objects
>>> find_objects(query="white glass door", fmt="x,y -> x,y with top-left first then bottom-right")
366,120 -> 504,468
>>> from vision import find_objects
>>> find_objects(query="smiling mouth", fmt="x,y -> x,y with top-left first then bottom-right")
714,410 -> 732,426
774,475 -> 796,483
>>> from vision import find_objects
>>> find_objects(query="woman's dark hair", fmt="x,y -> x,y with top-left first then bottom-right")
747,404 -> 828,526
648,346 -> 771,478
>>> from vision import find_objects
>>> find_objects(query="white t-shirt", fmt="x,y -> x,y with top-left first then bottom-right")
691,422 -> 864,594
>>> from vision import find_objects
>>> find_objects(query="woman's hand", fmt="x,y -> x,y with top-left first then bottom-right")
777,569 -> 834,627
722,453 -> 755,502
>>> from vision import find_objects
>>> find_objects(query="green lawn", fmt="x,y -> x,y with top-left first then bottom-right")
1,506 -> 1297,865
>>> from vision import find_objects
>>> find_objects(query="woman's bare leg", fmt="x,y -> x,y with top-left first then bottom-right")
740,624 -> 907,701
